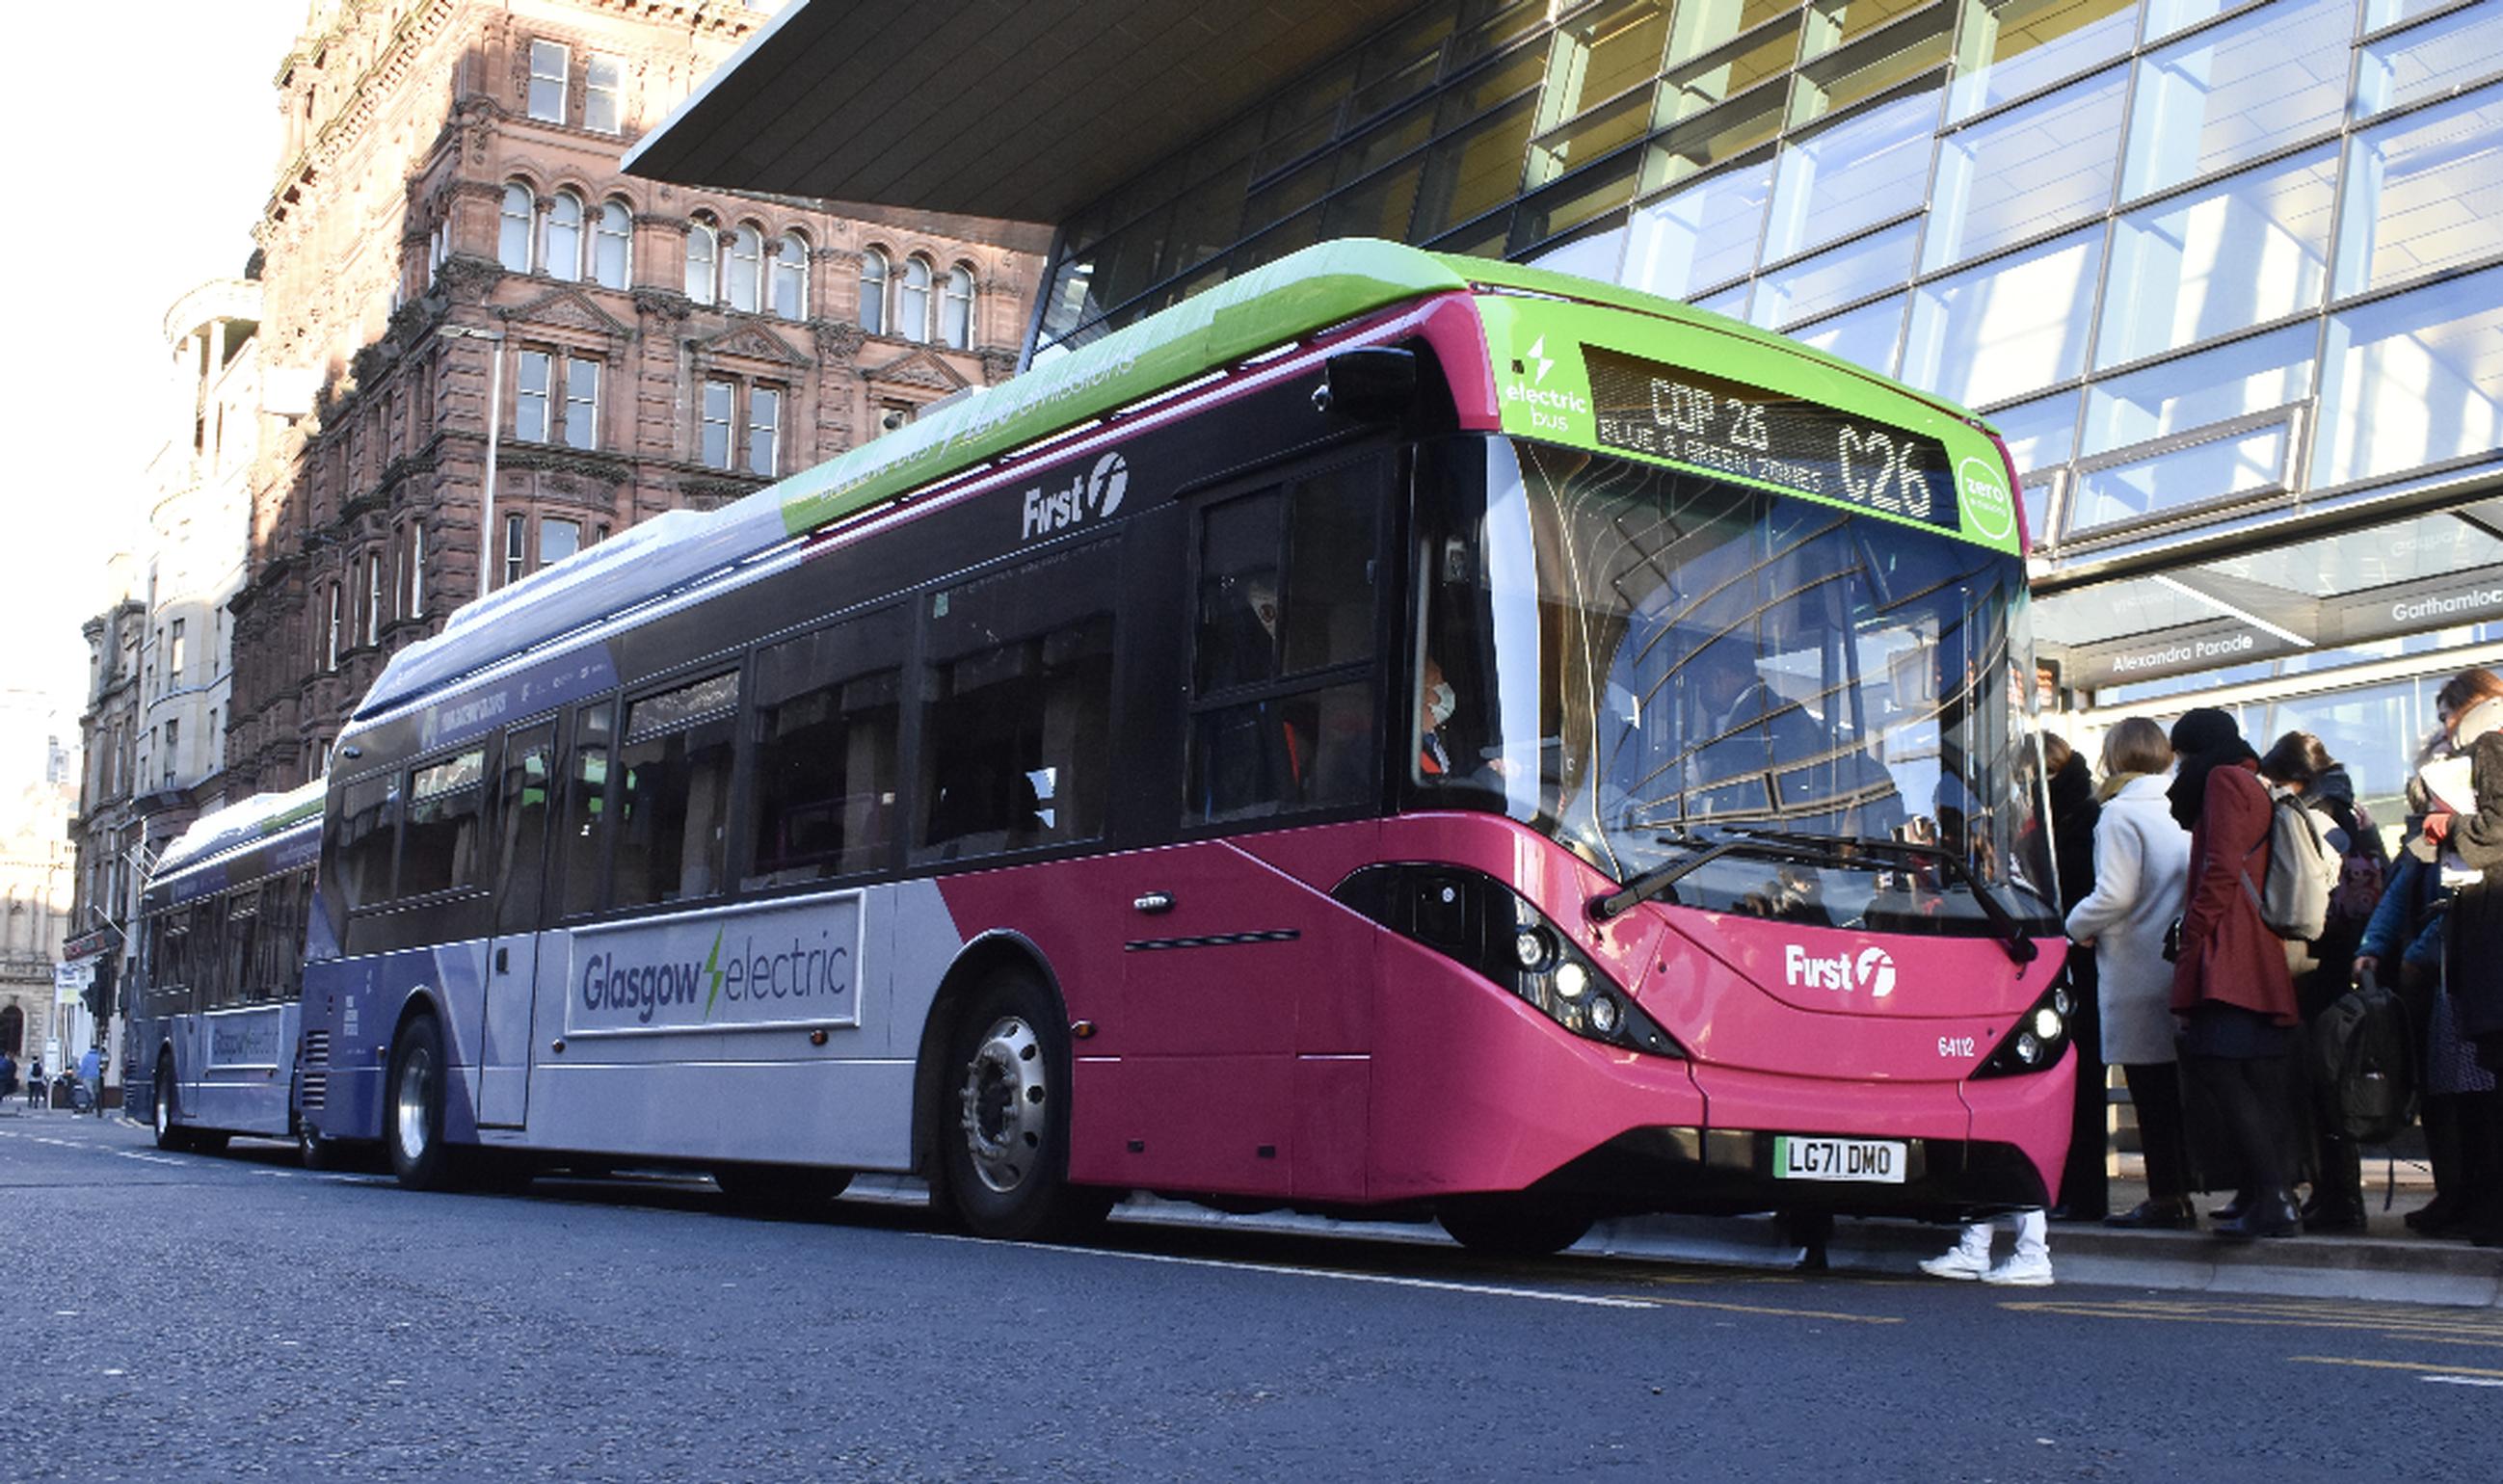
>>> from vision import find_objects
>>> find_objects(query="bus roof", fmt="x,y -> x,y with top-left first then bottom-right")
153,780 -> 326,884
356,238 -> 1990,724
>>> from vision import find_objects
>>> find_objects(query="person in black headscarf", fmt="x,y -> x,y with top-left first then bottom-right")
2168,707 -> 2304,1238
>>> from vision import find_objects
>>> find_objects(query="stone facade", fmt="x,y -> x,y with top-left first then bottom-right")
226,0 -> 1043,794
0,693 -> 78,1089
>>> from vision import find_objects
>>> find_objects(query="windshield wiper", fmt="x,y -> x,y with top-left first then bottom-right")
1726,827 -> 2041,966
1589,829 -> 1851,921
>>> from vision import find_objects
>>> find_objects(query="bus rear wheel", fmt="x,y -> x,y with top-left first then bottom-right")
386,1015 -> 459,1192
936,970 -> 1110,1243
1438,1196 -> 1594,1258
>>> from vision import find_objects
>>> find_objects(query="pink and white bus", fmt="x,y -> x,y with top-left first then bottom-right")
300,238 -> 2074,1252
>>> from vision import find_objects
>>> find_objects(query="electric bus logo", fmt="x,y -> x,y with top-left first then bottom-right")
1785,943 -> 1897,998
1021,449 -> 1131,541
1958,455 -> 2015,542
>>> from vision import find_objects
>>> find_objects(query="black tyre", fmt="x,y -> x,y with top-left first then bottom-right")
935,969 -> 1110,1242
296,1116 -> 333,1171
1437,1196 -> 1595,1258
151,1064 -> 189,1153
386,1015 -> 459,1191
714,1162 -> 853,1215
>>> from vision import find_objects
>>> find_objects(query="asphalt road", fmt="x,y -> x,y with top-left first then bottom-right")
1,1111 -> 2493,1483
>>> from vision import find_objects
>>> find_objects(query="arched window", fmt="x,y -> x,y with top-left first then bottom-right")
498,184 -> 533,272
543,191 -> 584,281
899,255 -> 933,342
859,249 -> 887,335
771,232 -> 808,321
593,199 -> 631,289
942,264 -> 974,349
726,225 -> 763,313
685,217 -> 718,304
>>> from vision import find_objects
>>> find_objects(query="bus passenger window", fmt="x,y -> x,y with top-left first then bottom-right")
397,747 -> 487,897
559,702 -> 615,917
224,890 -> 259,1005
330,774 -> 397,914
917,540 -> 1117,861
613,671 -> 740,906
1184,458 -> 1385,824
746,610 -> 902,888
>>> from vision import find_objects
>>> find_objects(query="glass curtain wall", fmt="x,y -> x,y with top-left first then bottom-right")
1035,0 -> 2502,577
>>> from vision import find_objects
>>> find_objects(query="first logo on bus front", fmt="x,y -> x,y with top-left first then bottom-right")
1020,450 -> 1130,542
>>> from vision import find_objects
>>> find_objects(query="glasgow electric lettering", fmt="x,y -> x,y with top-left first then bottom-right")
1584,347 -> 1957,530
572,896 -> 863,1032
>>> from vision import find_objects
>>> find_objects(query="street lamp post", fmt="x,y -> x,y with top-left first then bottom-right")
438,324 -> 506,601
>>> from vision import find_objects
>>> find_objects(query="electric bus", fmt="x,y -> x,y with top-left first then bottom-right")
129,782 -> 325,1155
298,237 -> 2075,1250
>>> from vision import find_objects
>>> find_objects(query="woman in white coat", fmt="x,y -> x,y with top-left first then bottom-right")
2064,717 -> 2197,1229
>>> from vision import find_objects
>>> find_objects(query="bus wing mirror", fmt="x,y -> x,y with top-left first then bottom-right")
1313,348 -> 1418,424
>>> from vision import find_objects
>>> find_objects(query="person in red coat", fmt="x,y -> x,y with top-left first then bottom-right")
2167,707 -> 2303,1239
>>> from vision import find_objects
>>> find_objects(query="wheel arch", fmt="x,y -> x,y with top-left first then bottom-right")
909,929 -> 1069,1176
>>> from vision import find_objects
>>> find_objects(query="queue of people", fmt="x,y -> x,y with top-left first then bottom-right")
1928,669 -> 2503,1285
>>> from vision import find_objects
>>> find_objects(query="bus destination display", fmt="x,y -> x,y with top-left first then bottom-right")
1584,346 -> 1959,530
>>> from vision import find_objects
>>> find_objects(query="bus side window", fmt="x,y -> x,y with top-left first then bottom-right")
224,889 -> 259,1006
613,670 -> 741,906
399,747 -> 489,898
917,539 -> 1118,861
745,607 -> 903,888
192,896 -> 227,1011
330,774 -> 398,916
1185,459 -> 1383,823
558,700 -> 617,918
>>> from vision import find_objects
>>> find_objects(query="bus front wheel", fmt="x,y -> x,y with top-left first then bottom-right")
936,970 -> 1109,1243
1438,1196 -> 1594,1258
386,1015 -> 458,1192
152,1064 -> 187,1153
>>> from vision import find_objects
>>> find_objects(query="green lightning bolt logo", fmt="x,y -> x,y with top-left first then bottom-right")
702,927 -> 727,1019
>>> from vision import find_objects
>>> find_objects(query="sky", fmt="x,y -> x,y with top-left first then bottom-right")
0,1 -> 307,754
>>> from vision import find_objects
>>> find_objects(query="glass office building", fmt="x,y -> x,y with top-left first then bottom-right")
1029,0 -> 2503,822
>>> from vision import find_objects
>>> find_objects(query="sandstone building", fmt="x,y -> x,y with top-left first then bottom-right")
226,0 -> 1043,793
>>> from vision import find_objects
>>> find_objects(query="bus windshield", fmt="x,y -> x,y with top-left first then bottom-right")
1419,437 -> 2063,939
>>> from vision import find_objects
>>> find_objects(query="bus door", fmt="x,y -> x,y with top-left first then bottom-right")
478,722 -> 554,1127
1106,457 -> 1393,1203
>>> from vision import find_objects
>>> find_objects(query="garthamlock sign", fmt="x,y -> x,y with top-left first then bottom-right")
564,892 -> 865,1035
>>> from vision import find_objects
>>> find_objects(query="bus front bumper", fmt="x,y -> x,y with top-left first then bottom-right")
1534,1124 -> 2052,1223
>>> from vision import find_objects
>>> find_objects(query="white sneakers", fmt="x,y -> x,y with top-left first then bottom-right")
1918,1246 -> 1992,1280
1917,1245 -> 2054,1286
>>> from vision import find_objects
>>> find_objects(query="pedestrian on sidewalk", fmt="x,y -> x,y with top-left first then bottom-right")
2259,730 -> 2381,1234
2030,732 -> 2108,1222
2169,707 -> 2303,1241
1919,1209 -> 2053,1286
2065,718 -> 2197,1230
2356,766 -> 2493,1237
77,1046 -> 102,1116
24,1055 -> 40,1108
2424,672 -> 2503,1249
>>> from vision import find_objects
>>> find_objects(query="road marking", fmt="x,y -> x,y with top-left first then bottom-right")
116,1152 -> 183,1166
925,1233 -> 1654,1310
2004,1298 -> 2503,1348
2291,1355 -> 2503,1381
250,1169 -> 296,1179
2424,1376 -> 2503,1389
1599,1292 -> 1901,1325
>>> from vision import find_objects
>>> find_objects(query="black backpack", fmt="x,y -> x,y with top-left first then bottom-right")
2313,967 -> 2418,1145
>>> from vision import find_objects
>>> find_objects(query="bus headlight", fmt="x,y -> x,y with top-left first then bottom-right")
1332,863 -> 1687,1058
1973,975 -> 2077,1079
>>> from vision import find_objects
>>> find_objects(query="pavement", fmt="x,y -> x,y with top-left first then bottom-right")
23,1103 -> 2498,1308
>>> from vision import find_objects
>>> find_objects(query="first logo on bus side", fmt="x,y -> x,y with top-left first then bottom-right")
1021,449 -> 1131,541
